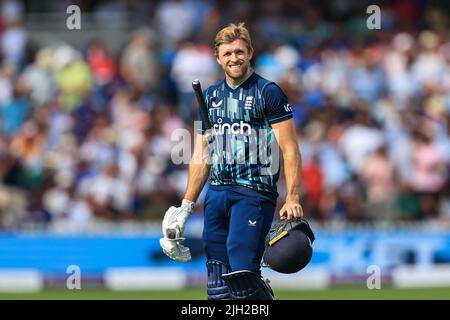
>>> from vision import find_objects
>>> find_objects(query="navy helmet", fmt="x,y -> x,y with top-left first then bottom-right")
262,218 -> 315,274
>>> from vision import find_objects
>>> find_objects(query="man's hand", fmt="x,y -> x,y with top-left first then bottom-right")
279,197 -> 304,220
160,199 -> 195,262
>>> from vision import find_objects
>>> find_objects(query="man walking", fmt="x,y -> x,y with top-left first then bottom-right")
160,22 -> 303,300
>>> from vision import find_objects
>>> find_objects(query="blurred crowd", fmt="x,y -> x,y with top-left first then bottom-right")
0,0 -> 449,229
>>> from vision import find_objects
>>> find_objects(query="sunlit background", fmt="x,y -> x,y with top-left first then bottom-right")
0,0 -> 450,299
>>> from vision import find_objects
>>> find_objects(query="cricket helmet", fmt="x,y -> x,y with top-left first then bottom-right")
262,218 -> 315,274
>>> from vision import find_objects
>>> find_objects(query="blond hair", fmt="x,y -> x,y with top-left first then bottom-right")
214,22 -> 253,54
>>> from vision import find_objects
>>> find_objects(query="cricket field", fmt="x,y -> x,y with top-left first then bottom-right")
1,286 -> 449,300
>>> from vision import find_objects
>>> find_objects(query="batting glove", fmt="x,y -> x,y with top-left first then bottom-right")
160,199 -> 195,262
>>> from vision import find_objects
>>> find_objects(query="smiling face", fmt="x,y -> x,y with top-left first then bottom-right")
215,39 -> 253,87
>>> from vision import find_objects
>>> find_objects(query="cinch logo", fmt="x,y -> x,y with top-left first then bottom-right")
213,118 -> 251,135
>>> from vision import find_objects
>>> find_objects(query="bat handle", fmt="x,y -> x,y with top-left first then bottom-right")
192,79 -> 201,91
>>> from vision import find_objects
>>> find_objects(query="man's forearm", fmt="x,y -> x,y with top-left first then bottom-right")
184,161 -> 211,202
183,134 -> 212,202
283,146 -> 302,201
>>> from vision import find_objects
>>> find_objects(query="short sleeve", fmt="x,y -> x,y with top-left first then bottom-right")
263,83 -> 293,124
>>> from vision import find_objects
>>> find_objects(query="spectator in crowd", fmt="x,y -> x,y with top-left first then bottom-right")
54,45 -> 92,112
170,40 -> 218,123
19,48 -> 55,108
359,145 -> 397,221
410,129 -> 447,219
154,0 -> 197,48
120,28 -> 159,93
0,0 -> 27,70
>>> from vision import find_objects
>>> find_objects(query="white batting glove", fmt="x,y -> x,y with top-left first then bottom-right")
159,237 -> 192,262
160,199 -> 195,262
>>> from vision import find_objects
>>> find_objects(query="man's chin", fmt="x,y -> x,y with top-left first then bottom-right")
226,70 -> 246,81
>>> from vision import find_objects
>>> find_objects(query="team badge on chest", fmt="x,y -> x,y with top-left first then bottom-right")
244,96 -> 253,110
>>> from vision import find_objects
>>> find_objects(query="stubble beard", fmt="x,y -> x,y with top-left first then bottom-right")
224,61 -> 251,84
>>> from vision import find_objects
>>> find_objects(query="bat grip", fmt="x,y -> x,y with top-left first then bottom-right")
192,80 -> 212,130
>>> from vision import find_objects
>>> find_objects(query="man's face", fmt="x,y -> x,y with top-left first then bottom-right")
216,39 -> 253,82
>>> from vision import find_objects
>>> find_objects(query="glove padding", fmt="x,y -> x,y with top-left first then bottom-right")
160,237 -> 192,262
265,217 -> 315,247
160,199 -> 195,262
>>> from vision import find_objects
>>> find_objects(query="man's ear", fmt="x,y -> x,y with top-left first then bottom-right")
248,47 -> 254,61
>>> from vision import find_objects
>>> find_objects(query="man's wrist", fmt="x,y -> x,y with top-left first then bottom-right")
286,194 -> 300,202
182,199 -> 195,211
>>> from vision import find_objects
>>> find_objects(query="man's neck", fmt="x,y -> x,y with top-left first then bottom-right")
226,69 -> 253,89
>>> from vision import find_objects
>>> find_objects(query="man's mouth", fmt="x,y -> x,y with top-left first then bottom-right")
229,63 -> 242,71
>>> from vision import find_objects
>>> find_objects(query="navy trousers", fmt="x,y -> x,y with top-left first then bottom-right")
202,185 -> 276,273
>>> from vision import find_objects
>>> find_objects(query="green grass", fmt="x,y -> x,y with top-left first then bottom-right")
1,286 -> 449,300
